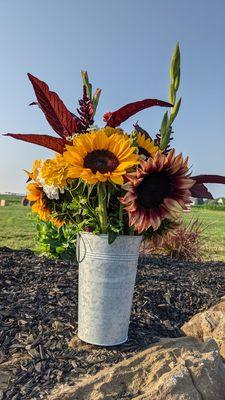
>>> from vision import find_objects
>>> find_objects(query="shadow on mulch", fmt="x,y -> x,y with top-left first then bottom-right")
0,247 -> 225,399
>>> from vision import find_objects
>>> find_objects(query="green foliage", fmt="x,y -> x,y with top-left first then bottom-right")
183,208 -> 225,261
34,180 -> 126,256
160,43 -> 182,151
0,202 -> 225,261
35,219 -> 77,260
159,112 -> 169,150
0,194 -> 23,205
193,204 -> 225,211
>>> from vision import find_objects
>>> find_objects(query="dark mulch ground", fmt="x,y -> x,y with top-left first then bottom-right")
0,247 -> 225,399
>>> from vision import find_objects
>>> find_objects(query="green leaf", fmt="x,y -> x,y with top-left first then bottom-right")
160,111 -> 169,136
108,231 -> 118,244
159,130 -> 170,150
56,246 -> 65,254
159,113 -> 172,150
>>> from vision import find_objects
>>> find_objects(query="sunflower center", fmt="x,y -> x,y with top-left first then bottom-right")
84,150 -> 119,174
137,172 -> 171,208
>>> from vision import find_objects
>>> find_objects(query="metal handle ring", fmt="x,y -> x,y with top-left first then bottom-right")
76,233 -> 87,264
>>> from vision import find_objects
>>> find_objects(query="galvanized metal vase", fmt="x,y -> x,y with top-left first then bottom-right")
77,233 -> 142,346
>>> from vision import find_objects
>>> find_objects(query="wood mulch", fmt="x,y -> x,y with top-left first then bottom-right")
0,247 -> 225,399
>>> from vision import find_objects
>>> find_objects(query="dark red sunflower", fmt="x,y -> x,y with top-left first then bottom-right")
120,150 -> 195,233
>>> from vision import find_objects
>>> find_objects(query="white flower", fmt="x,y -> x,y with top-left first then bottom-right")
42,184 -> 60,200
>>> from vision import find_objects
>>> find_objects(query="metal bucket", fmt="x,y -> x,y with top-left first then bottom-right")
77,233 -> 142,346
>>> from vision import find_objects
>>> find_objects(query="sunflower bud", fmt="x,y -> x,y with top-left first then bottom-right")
93,88 -> 102,114
174,74 -> 180,91
169,83 -> 176,104
170,97 -> 182,125
81,70 -> 92,99
170,43 -> 180,85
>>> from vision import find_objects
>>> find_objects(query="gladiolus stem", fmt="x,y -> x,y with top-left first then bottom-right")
97,183 -> 108,234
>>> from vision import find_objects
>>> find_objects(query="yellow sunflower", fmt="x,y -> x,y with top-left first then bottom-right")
27,182 -> 49,219
64,128 -> 139,185
26,182 -> 64,227
137,132 -> 159,158
49,216 -> 65,228
26,182 -> 42,202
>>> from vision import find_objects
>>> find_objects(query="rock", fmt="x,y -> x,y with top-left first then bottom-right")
182,298 -> 225,359
47,336 -> 225,400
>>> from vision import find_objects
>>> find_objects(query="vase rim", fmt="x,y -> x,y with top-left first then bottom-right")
79,232 -> 142,238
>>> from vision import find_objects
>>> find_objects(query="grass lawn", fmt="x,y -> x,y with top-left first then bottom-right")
183,207 -> 225,262
0,195 -> 225,261
0,195 -> 36,250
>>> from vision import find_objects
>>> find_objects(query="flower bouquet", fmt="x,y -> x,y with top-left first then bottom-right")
4,44 -> 225,345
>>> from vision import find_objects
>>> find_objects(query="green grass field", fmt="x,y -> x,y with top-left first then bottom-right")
0,195 -> 36,250
0,195 -> 225,261
183,207 -> 225,261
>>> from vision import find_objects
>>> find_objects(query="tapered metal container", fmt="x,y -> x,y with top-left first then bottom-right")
77,233 -> 142,346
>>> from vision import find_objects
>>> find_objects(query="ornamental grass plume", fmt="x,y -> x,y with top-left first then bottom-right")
143,219 -> 206,262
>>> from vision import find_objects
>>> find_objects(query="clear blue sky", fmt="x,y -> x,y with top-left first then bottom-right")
0,0 -> 225,197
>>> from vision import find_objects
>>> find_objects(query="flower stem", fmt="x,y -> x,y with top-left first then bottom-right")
97,183 -> 108,233
119,203 -> 124,235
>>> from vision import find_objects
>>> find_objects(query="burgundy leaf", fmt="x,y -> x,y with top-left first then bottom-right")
105,99 -> 173,127
190,175 -> 225,199
190,183 -> 213,199
192,175 -> 225,185
4,133 -> 68,154
27,73 -> 84,137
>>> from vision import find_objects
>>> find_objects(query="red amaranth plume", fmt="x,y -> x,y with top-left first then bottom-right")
77,86 -> 94,131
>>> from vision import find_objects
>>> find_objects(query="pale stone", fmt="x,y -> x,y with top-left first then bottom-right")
47,336 -> 225,400
182,298 -> 225,359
